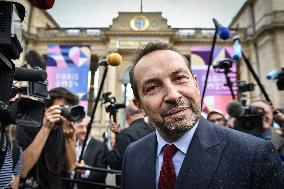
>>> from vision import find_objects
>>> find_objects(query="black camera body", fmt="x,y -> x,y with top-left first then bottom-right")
101,92 -> 125,114
213,59 -> 233,71
0,2 -> 49,130
238,81 -> 255,93
0,1 -> 25,60
60,105 -> 85,123
235,105 -> 264,132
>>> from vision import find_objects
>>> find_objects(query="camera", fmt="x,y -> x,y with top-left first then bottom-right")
213,59 -> 233,71
101,92 -> 125,114
0,1 -> 49,130
226,100 -> 264,133
238,81 -> 255,93
235,105 -> 264,131
60,105 -> 85,123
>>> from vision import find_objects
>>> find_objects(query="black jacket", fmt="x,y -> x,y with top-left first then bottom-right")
77,138 -> 108,189
108,118 -> 154,185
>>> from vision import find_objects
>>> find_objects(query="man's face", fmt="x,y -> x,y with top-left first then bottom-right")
207,113 -> 226,126
53,98 -> 68,106
133,50 -> 201,140
75,118 -> 89,142
251,101 -> 273,129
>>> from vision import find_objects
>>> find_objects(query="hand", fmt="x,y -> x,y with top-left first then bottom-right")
273,110 -> 284,121
76,160 -> 86,174
110,137 -> 116,148
111,122 -> 120,134
61,116 -> 75,139
43,105 -> 61,130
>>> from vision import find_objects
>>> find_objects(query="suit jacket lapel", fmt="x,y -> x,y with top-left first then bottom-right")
83,138 -> 94,163
138,133 -> 157,189
174,117 -> 226,189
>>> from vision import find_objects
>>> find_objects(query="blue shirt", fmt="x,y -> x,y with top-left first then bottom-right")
156,121 -> 199,188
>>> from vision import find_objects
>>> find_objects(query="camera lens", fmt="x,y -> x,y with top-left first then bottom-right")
70,109 -> 84,122
69,106 -> 85,122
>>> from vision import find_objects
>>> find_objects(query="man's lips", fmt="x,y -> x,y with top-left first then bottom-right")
162,107 -> 189,117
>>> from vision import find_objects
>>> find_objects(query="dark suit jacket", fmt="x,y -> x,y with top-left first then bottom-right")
77,138 -> 108,189
122,116 -> 284,189
108,118 -> 154,170
108,118 -> 154,185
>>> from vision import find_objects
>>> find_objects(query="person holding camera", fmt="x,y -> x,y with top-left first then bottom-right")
251,100 -> 284,157
16,87 -> 78,189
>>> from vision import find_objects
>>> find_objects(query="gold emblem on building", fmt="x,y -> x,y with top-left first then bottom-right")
130,15 -> 150,31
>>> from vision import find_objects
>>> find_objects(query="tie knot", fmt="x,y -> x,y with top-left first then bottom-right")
163,144 -> 177,161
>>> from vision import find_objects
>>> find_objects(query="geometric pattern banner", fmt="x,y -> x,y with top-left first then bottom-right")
47,44 -> 91,93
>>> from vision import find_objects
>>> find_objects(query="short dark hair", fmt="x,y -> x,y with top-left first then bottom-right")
126,103 -> 143,117
129,42 -> 191,100
46,87 -> 79,107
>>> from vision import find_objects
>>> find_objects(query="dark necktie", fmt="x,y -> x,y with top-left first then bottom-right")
158,144 -> 178,189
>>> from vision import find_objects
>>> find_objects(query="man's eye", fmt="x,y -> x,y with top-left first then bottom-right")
144,84 -> 158,94
176,75 -> 189,82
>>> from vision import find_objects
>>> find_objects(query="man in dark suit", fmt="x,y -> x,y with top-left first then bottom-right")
74,116 -> 108,189
108,102 -> 154,185
122,42 -> 284,189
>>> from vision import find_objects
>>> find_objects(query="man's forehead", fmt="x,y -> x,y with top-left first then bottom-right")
251,101 -> 270,109
133,50 -> 189,78
137,49 -> 185,64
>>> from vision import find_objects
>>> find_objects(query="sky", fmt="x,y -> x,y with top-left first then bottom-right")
48,0 -> 246,28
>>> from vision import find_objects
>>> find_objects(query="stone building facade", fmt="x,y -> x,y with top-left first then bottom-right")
16,0 -> 284,137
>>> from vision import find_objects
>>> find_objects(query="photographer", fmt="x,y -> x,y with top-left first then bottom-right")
17,87 -> 77,189
251,100 -> 284,156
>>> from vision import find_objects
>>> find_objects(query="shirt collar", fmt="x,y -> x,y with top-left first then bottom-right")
76,137 -> 91,147
156,120 -> 199,158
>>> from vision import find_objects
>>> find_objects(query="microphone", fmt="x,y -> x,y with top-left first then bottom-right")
98,53 -> 123,67
226,100 -> 244,118
232,36 -> 242,61
28,0 -> 55,10
266,69 -> 284,80
212,18 -> 230,40
14,67 -> 47,82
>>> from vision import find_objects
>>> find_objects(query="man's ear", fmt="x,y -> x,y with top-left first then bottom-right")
193,75 -> 199,88
132,99 -> 141,109
133,99 -> 147,116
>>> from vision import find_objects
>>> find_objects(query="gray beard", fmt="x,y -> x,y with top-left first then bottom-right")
154,98 -> 201,141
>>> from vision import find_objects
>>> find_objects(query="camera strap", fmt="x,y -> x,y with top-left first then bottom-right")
0,131 -> 9,171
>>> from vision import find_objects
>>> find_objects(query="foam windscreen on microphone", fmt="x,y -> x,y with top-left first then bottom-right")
107,53 -> 122,66
213,18 -> 230,40
218,27 -> 230,40
266,70 -> 281,80
232,36 -> 242,61
226,100 -> 244,118
14,67 -> 47,82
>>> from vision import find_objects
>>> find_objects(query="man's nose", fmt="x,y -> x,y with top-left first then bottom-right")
164,83 -> 182,103
83,126 -> 87,133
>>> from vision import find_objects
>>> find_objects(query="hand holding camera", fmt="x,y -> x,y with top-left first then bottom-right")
43,105 -> 62,130
61,116 -> 75,140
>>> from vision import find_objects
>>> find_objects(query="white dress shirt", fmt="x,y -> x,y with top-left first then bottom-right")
156,121 -> 199,188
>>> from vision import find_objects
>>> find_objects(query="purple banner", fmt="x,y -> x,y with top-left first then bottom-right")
191,46 -> 237,114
